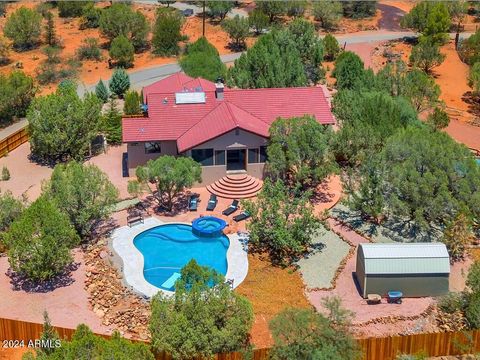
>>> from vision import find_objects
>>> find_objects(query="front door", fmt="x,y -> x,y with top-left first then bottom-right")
226,149 -> 246,171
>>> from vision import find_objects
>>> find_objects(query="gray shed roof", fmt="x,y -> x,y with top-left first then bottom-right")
359,243 -> 450,275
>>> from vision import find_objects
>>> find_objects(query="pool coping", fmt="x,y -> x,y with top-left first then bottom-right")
111,216 -> 249,298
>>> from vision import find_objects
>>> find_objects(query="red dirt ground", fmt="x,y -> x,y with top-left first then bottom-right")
0,348 -> 30,360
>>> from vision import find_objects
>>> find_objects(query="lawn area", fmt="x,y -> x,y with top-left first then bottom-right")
235,254 -> 311,348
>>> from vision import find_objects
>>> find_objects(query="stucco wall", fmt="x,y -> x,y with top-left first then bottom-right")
127,141 -> 177,171
188,129 -> 268,150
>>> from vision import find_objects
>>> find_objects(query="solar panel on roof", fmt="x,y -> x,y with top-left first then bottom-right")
175,92 -> 206,104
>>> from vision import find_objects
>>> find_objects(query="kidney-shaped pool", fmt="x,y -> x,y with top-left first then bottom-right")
133,223 -> 230,291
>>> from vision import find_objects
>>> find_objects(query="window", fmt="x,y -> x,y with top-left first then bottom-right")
259,146 -> 268,163
248,148 -> 259,164
215,150 -> 225,165
191,148 -> 214,166
144,142 -> 161,154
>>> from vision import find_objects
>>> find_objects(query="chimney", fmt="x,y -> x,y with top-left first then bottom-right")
215,82 -> 224,100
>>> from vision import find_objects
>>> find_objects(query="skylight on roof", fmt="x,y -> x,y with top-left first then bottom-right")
175,92 -> 206,104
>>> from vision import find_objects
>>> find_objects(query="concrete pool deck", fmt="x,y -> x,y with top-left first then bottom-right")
111,216 -> 249,298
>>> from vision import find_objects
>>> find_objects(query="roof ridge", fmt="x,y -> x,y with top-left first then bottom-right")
225,100 -> 271,126
178,101 -> 231,140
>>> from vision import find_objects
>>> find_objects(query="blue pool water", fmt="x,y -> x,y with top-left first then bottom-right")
192,216 -> 227,236
133,224 -> 229,291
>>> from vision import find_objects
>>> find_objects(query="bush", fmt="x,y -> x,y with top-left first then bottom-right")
222,15 -> 250,51
0,191 -> 24,233
256,1 -> 288,22
43,11 -> 57,47
0,71 -> 36,127
76,37 -> 102,61
324,33 -> 341,61
27,82 -> 102,162
313,1 -> 343,30
409,37 -> 446,74
179,37 -> 226,81
438,292 -> 467,314
342,1 -> 377,19
207,1 -> 234,22
3,7 -> 42,50
427,107 -> 450,131
459,30 -> 480,65
3,196 -> 79,281
401,2 -> 451,44
123,90 -> 141,115
43,161 -> 119,239
109,35 -> 134,68
1,166 -> 10,181
58,1 -> 90,18
0,36 -> 10,65
80,2 -> 102,29
152,8 -> 183,56
466,293 -> 480,329
109,68 -> 130,97
149,260 -> 253,359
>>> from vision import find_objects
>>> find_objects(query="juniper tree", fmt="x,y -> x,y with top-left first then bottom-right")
109,68 -> 130,98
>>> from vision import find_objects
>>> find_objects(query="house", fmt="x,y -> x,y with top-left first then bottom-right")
122,73 -> 335,187
355,243 -> 450,298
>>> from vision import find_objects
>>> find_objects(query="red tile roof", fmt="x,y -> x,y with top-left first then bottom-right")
122,73 -> 335,151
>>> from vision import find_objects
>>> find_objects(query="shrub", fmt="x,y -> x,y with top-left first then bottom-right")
95,79 -> 110,103
27,82 -> 102,162
465,292 -> 480,329
150,260 -> 253,359
3,7 -> 42,50
1,166 -> 10,181
438,292 -> 467,314
0,36 -> 11,65
256,1 -> 288,23
313,1 -> 343,30
459,30 -> 480,65
179,37 -> 226,81
342,1 -> 377,19
43,11 -> 57,47
109,35 -> 134,68
286,0 -> 307,18
248,9 -> 269,35
207,1 -> 234,22
409,37 -> 446,74
0,191 -> 24,232
427,107 -> 450,131
3,196 -> 79,281
80,2 -> 102,29
77,37 -> 102,61
58,1 -> 90,18
152,8 -> 183,56
332,51 -> 365,89
109,68 -> 130,97
43,161 -> 118,239
222,15 -> 250,51
468,61 -> 480,93
123,90 -> 141,115
324,33 -> 341,61
0,71 -> 36,127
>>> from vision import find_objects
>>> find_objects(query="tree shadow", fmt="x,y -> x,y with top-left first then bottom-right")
138,192 -> 190,217
7,262 -> 80,293
461,91 -> 480,120
310,181 -> 335,205
88,217 -> 119,241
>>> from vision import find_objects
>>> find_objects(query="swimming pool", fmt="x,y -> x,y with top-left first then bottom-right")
133,224 -> 229,291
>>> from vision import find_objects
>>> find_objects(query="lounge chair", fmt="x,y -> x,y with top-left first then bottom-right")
206,194 -> 217,211
222,200 -> 239,216
233,211 -> 250,222
188,195 -> 199,211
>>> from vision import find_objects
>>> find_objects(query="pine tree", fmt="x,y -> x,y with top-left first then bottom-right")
44,11 -> 57,47
102,98 -> 122,144
123,90 -> 141,115
109,68 -> 130,98
95,79 -> 110,103
38,311 -> 60,356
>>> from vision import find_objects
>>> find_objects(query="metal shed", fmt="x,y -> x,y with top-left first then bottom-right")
356,243 -> 450,298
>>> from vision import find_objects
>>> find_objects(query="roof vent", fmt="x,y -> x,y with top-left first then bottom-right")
162,97 -> 168,105
215,82 -> 224,100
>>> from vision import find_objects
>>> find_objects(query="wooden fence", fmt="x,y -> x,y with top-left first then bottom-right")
2,317 -> 480,359
0,126 -> 29,158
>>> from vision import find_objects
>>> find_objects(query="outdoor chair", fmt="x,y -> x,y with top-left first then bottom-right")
206,194 -> 217,211
188,194 -> 199,211
233,211 -> 250,222
222,200 -> 239,216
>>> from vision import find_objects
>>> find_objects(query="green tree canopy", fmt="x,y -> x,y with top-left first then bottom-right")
152,8 -> 183,56
179,37 -> 226,81
95,79 -> 110,103
402,68 -> 441,112
347,125 -> 480,232
227,19 -> 323,88
256,1 -> 288,22
459,29 -> 480,65
401,1 -> 451,43
468,61 -> 480,93
332,51 -> 365,90
99,3 -> 149,51
3,196 -> 79,281
266,116 -> 335,190
123,90 -> 142,115
109,35 -> 135,68
3,7 -> 42,50
149,260 -> 253,360
102,98 -> 123,144
248,9 -> 269,35
269,299 -> 360,360
42,161 -> 119,239
332,90 -> 417,166
207,1 -> 234,21
323,33 -> 341,61
286,0 -> 307,17
109,68 -> 130,97
27,82 -> 102,163
427,107 -> 450,130
222,15 -> 250,50
129,155 -> 202,211
0,70 -> 36,127
243,179 -> 321,265
313,0 -> 343,30
342,1 -> 377,19
409,37 -> 446,74
0,191 -> 24,233
58,1 -> 91,18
